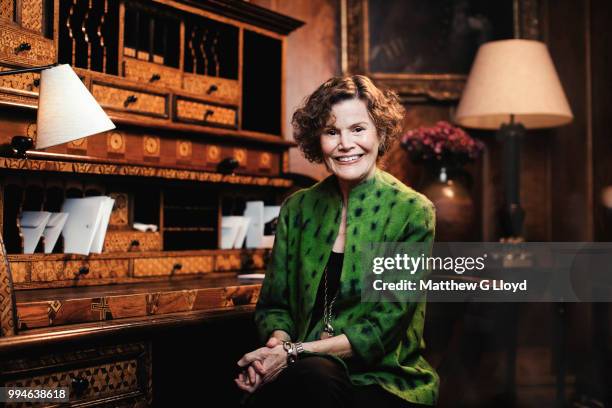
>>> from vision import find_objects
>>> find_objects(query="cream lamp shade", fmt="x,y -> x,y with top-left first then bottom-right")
36,64 -> 115,149
455,39 -> 573,130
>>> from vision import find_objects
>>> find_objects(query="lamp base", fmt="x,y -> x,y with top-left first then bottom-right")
0,136 -> 34,158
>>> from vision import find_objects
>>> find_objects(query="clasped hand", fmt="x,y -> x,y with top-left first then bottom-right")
235,337 -> 287,393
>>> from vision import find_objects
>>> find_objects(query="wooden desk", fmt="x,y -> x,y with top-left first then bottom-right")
0,277 -> 263,407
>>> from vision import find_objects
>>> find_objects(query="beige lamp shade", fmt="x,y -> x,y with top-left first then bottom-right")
455,39 -> 573,130
36,64 -> 115,149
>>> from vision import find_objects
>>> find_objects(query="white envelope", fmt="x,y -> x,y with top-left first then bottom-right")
221,216 -> 242,249
233,217 -> 251,249
244,201 -> 264,249
61,197 -> 108,255
20,211 -> 52,254
42,212 -> 69,254
89,197 -> 115,254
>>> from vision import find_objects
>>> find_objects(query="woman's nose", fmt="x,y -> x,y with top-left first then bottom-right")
338,131 -> 354,150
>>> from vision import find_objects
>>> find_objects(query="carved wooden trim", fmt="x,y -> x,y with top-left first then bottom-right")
0,157 -> 293,187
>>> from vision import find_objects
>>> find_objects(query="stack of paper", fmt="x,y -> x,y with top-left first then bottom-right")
19,211 -> 70,254
61,196 -> 115,255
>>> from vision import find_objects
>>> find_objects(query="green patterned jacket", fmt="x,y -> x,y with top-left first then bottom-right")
254,167 -> 439,405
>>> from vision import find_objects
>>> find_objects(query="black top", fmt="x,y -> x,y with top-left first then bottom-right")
308,251 -> 343,334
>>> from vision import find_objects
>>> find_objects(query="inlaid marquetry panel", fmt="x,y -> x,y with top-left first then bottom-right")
182,73 -> 240,105
107,131 -> 126,154
0,65 -> 39,93
92,82 -> 168,118
215,253 -> 241,271
133,255 -> 213,277
0,241 -> 16,336
30,259 -> 129,282
123,57 -> 182,89
0,0 -> 14,21
104,231 -> 162,253
175,98 -> 237,127
16,283 -> 261,328
0,157 -> 293,187
176,140 -> 192,160
6,359 -> 138,406
8,261 -> 27,283
20,0 -> 43,33
3,342 -> 151,407
0,23 -> 55,66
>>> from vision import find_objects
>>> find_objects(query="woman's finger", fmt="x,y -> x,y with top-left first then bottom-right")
248,366 -> 257,384
253,360 -> 266,375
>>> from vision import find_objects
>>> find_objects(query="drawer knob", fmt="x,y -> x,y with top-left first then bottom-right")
33,78 -> 40,87
149,73 -> 161,82
130,239 -> 141,249
216,157 -> 239,174
203,109 -> 214,121
172,263 -> 182,273
124,94 -> 138,107
15,42 -> 31,53
71,377 -> 89,396
206,84 -> 218,94
78,266 -> 90,276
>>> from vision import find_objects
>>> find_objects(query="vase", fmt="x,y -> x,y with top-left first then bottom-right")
419,165 -> 476,242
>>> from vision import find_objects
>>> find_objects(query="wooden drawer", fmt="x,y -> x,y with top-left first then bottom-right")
0,23 -> 55,66
123,57 -> 182,89
92,81 -> 169,118
182,73 -> 240,105
175,97 -> 237,128
0,65 -> 40,93
104,231 -> 162,253
29,259 -> 130,282
133,255 -> 214,277
2,342 -> 151,407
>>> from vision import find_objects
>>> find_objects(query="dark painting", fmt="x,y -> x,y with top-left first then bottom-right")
367,0 -> 514,74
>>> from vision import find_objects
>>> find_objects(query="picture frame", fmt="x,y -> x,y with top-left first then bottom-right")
341,0 -> 541,101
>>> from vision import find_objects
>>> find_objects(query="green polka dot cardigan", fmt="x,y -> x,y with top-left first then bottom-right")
254,167 -> 439,405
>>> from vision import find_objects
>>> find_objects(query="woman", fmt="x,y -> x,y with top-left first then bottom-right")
235,75 -> 438,407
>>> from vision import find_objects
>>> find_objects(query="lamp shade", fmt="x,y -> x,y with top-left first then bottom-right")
36,64 -> 115,149
455,39 -> 573,130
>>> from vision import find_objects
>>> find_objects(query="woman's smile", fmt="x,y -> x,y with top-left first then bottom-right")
334,153 -> 364,164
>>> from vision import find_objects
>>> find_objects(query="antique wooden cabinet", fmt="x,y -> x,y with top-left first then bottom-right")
0,1 -> 302,406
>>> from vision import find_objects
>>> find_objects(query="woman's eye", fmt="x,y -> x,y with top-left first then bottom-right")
326,129 -> 337,135
354,127 -> 364,132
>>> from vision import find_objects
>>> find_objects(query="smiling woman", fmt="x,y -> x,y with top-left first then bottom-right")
235,76 -> 438,408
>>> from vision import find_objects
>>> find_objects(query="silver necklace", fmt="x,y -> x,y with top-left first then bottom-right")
322,262 -> 338,338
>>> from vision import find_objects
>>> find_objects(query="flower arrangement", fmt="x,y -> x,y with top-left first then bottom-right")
401,121 -> 484,168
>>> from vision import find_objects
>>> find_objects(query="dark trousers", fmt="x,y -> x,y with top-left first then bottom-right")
244,356 -> 429,408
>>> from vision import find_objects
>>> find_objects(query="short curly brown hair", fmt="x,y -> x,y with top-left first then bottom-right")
291,75 -> 405,164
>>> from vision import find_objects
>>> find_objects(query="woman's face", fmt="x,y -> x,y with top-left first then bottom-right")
320,98 -> 380,185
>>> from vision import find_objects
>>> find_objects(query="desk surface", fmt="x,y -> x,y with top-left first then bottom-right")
10,274 -> 262,340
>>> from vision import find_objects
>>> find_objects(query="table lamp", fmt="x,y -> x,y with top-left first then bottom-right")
0,63 -> 115,336
0,63 -> 115,156
455,39 -> 573,238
